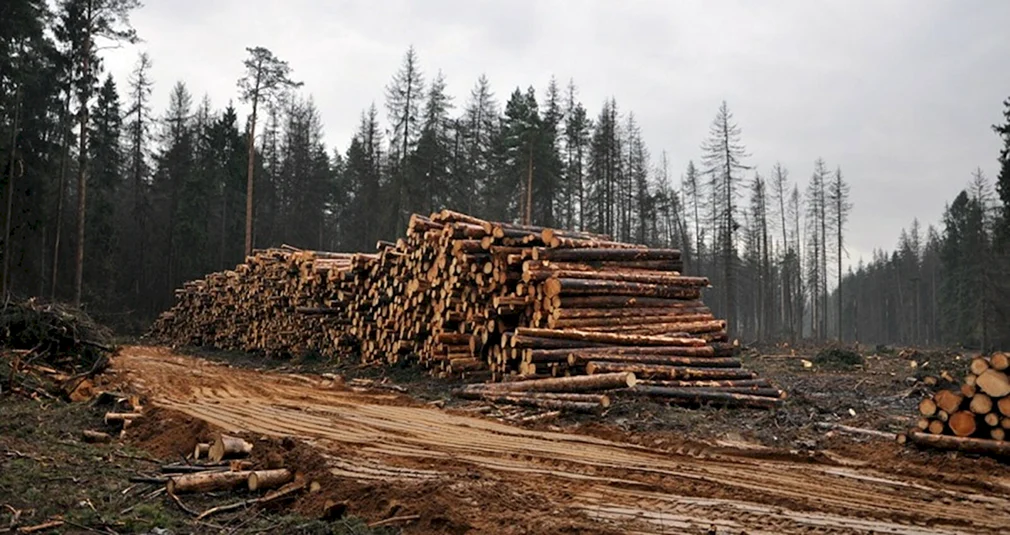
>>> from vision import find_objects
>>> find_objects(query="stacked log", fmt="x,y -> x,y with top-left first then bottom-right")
906,353 -> 1010,451
151,208 -> 782,409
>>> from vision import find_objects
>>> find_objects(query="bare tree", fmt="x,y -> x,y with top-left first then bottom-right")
828,166 -> 851,340
237,46 -> 301,257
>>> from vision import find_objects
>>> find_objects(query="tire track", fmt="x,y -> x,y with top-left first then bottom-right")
113,347 -> 1010,534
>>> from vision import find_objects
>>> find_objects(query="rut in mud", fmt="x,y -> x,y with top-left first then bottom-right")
111,346 -> 1010,534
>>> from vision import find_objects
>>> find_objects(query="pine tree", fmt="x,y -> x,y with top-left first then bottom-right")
828,166 -> 851,340
84,74 -> 122,307
562,80 -> 590,230
384,46 -> 424,235
587,98 -> 622,235
413,70 -> 454,213
770,163 -> 793,339
237,46 -> 301,256
682,160 -> 705,275
57,0 -> 140,306
122,51 -> 152,304
993,96 -> 1010,223
700,101 -> 749,333
459,74 -> 498,217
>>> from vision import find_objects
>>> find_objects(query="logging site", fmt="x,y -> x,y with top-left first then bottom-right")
4,1 -> 1010,534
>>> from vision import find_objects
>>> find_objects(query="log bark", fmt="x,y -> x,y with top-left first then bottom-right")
543,277 -> 702,300
553,295 -> 705,310
630,386 -> 782,408
533,247 -> 681,262
167,470 -> 252,494
907,430 -> 1010,456
639,378 -> 771,389
462,372 -> 636,393
525,267 -> 707,286
209,434 -> 253,462
586,362 -> 755,381
527,346 -> 716,360
104,412 -> 142,424
457,393 -> 604,413
514,327 -> 706,347
566,354 -> 740,368
247,468 -> 293,491
456,390 -> 610,407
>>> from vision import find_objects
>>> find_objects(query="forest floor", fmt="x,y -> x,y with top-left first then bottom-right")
3,343 -> 1008,534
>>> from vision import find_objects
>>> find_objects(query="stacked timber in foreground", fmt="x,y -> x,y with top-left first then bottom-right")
151,209 -> 784,410
903,353 -> 1010,456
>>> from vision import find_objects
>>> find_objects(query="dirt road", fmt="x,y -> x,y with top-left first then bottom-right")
112,346 -> 1010,534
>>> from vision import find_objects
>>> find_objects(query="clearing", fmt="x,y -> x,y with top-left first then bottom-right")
85,344 -> 1010,534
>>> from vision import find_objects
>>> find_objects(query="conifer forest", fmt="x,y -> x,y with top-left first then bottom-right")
0,1 -> 1006,351
6,2 -> 1010,533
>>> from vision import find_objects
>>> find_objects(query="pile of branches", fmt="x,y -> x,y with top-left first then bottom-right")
1,298 -> 115,397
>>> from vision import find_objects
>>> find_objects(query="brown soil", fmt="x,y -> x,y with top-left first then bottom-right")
108,344 -> 1010,534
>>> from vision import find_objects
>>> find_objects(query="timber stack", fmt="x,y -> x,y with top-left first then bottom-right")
903,353 -> 1010,456
151,208 -> 784,410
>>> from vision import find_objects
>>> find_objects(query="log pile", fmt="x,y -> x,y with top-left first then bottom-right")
904,353 -> 1010,455
151,208 -> 783,410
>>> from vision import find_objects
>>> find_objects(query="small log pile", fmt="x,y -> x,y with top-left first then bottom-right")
904,353 -> 1010,456
151,208 -> 783,410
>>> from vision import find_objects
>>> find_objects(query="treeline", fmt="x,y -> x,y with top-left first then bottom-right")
2,0 -> 861,342
836,97 -> 1010,350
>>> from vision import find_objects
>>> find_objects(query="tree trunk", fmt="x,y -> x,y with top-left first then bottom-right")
631,385 -> 782,408
167,470 -> 252,494
586,361 -> 755,380
209,434 -> 253,462
74,6 -> 93,307
460,372 -> 636,393
1,85 -> 20,297
247,468 -> 292,491
244,75 -> 261,258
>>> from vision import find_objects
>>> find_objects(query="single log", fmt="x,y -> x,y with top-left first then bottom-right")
544,277 -> 702,300
992,428 -> 1006,441
247,468 -> 293,491
528,268 -> 707,287
976,369 -> 1010,398
999,396 -> 1010,417
456,390 -> 611,407
462,372 -> 636,393
965,374 -> 978,387
514,327 -> 707,347
949,411 -> 977,437
82,429 -> 112,443
961,383 -> 977,398
918,397 -> 937,417
970,393 -> 993,415
528,346 -> 716,360
933,390 -> 963,415
510,335 -> 610,350
167,470 -> 252,494
814,422 -> 897,439
193,443 -> 210,460
631,386 -> 781,409
985,412 -> 1001,427
586,362 -> 755,381
229,460 -> 254,471
567,353 -> 741,368
916,418 -> 930,431
209,434 -> 253,462
639,378 -> 772,389
554,295 -> 705,310
907,430 -> 1010,456
104,412 -> 142,424
937,410 -> 949,422
970,357 -> 991,376
928,420 -> 945,434
991,352 -> 1010,371
457,393 -> 603,413
553,304 -> 709,319
533,247 -> 681,262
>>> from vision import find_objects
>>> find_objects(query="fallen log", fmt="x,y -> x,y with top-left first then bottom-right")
196,479 -> 307,520
526,346 -> 717,361
639,378 -> 772,389
209,434 -> 253,462
247,468 -> 293,491
586,362 -> 756,380
514,327 -> 706,347
193,443 -> 210,460
104,412 -> 142,424
463,372 -> 636,393
82,429 -> 112,443
907,430 -> 1010,456
166,470 -> 252,494
566,354 -> 741,368
629,386 -> 781,409
456,390 -> 610,407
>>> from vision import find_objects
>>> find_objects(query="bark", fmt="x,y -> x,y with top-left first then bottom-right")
209,434 -> 253,462
247,468 -> 293,491
552,295 -> 705,310
544,277 -> 701,300
527,346 -> 716,361
630,386 -> 782,409
525,267 -> 706,287
514,327 -> 707,347
585,361 -> 755,380
461,372 -> 636,393
567,354 -> 741,368
533,247 -> 681,262
457,392 -> 604,413
81,429 -> 111,443
456,390 -> 610,407
907,430 -> 1010,455
167,470 -> 252,494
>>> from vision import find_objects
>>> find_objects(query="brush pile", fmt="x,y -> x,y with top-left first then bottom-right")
903,353 -> 1010,456
151,209 -> 784,411
1,298 -> 114,398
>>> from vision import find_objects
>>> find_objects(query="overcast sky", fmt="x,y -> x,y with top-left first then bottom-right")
102,0 -> 1010,268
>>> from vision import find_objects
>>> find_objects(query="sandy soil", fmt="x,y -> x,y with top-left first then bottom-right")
104,345 -> 1010,534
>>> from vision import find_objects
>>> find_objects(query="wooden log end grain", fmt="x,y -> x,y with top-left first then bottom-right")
209,434 -> 254,462
248,468 -> 293,491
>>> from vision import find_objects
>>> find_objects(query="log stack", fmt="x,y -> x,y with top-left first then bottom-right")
908,354 -> 1010,450
151,208 -> 784,410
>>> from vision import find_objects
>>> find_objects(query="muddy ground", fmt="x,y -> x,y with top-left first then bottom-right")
1,342 -> 1005,534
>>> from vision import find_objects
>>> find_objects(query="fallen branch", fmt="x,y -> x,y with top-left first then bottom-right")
815,422 -> 896,440
195,480 -> 307,521
368,514 -> 421,528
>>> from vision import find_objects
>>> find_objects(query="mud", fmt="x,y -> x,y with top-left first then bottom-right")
110,345 -> 1010,534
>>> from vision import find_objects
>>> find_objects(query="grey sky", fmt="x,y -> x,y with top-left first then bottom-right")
103,0 -> 1010,268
